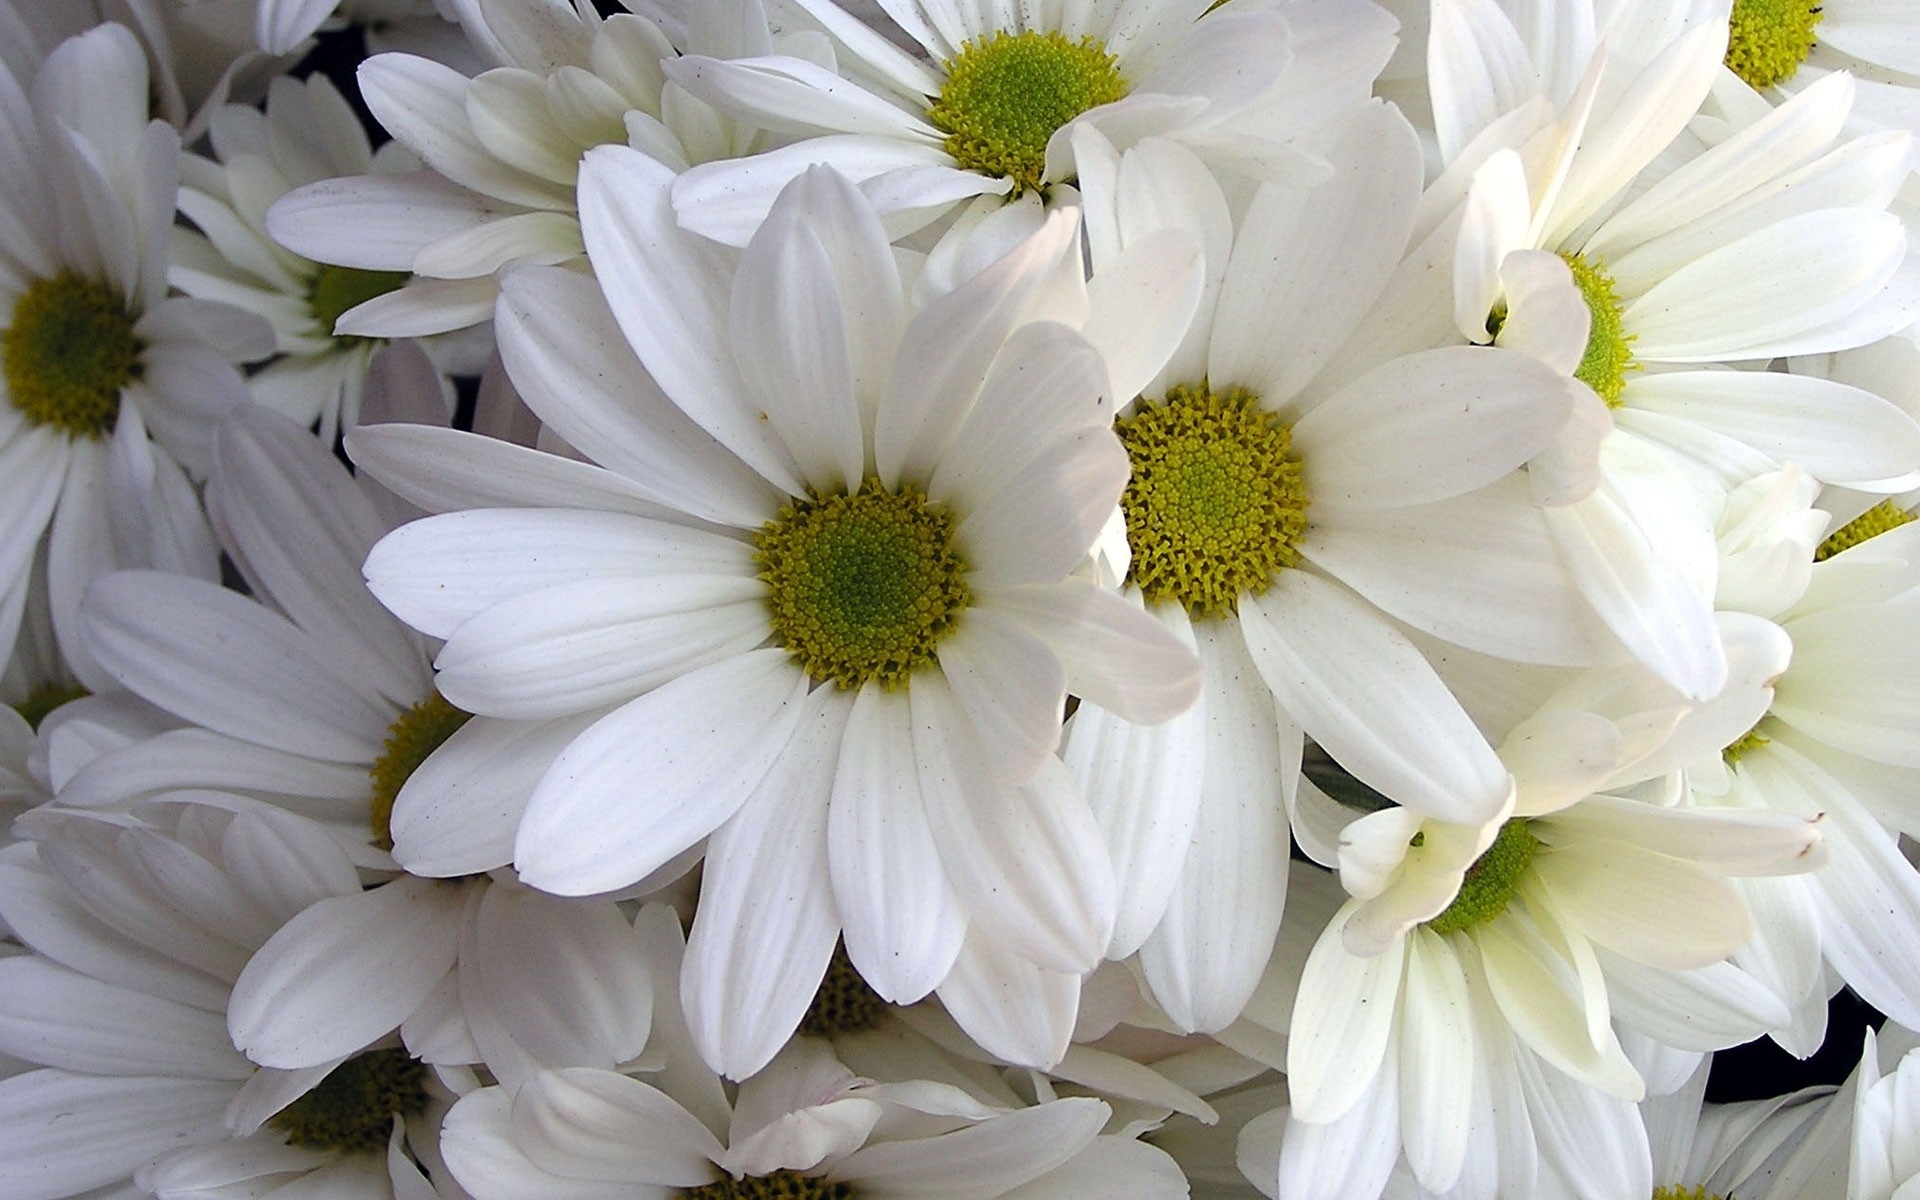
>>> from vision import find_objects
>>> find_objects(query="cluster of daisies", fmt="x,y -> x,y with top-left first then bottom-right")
6,0 -> 1920,1196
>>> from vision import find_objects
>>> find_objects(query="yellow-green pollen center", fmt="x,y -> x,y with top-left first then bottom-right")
755,480 -> 970,689
3,272 -> 138,438
927,30 -> 1128,194
1425,820 -> 1538,936
1562,253 -> 1636,407
1651,1187 -> 1727,1200
801,944 -> 890,1037
308,265 -> 409,339
1723,722 -> 1771,766
369,693 -> 470,849
11,683 -> 89,731
1726,0 -> 1822,89
1815,499 -> 1916,560
269,1047 -> 429,1153
683,1171 -> 857,1200
1115,382 -> 1308,619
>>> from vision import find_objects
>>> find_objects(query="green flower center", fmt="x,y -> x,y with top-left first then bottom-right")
927,30 -> 1128,194
308,265 -> 409,340
1424,820 -> 1538,936
1651,1187 -> 1726,1200
1115,382 -> 1308,619
1722,722 -> 1771,766
11,683 -> 89,731
1815,499 -> 1915,561
800,944 -> 890,1037
754,479 -> 970,690
369,693 -> 470,850
683,1172 -> 858,1200
3,272 -> 138,438
1725,0 -> 1822,89
1562,253 -> 1636,407
269,1047 -> 429,1153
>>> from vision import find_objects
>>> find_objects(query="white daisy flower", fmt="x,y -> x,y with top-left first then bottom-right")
1717,0 -> 1920,135
1849,1023 -> 1920,1200
1428,0 -> 1920,697
665,0 -> 1398,245
1057,110 -> 1599,1031
439,905 -> 1191,1200
0,23 -> 272,681
1687,474 -> 1920,1054
355,155 -> 1201,1078
1266,638 -> 1825,1200
265,0 -> 781,337
172,73 -> 469,443
0,800 -> 459,1200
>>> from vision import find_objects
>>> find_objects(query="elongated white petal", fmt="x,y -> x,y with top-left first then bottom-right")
228,875 -> 468,1069
0,1070 -> 233,1200
828,685 -> 967,1003
683,688 -> 844,1080
514,650 -> 809,896
0,956 -> 251,1079
1239,571 -> 1511,824
934,931 -> 1081,1070
832,1097 -> 1109,1198
511,1069 -> 723,1186
440,1087 -> 646,1200
1285,908 -> 1405,1124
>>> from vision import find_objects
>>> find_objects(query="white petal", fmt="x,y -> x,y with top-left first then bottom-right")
514,650 -> 809,896
954,429 -> 1130,587
682,688 -> 845,1080
228,876 -> 468,1069
265,173 -> 501,272
511,1069 -> 723,1186
459,882 -> 654,1089
1238,572 -> 1512,824
827,685 -> 967,1003
832,1097 -> 1108,1199
912,674 -> 1115,974
1397,930 -> 1475,1192
441,1086 -> 646,1200
933,931 -> 1081,1071
1284,909 -> 1405,1124
0,1070 -> 232,1200
82,572 -> 393,763
0,956 -> 251,1079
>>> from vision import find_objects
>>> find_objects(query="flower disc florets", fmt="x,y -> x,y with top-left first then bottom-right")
800,945 -> 889,1037
1562,253 -> 1636,407
755,479 -> 970,690
1424,820 -> 1538,936
1815,499 -> 1915,560
683,1171 -> 858,1200
927,30 -> 1128,193
308,265 -> 410,341
269,1047 -> 430,1153
1652,1187 -> 1727,1200
369,693 -> 471,849
1115,382 -> 1308,619
3,271 -> 138,438
1726,0 -> 1823,88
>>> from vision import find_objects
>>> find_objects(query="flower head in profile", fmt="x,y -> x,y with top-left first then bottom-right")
357,154 -> 1202,1079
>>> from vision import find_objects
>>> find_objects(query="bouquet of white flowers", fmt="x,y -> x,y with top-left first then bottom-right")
1,1 -> 1918,1197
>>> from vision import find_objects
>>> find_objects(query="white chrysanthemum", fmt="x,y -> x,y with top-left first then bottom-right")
664,0 -> 1398,245
0,25 -> 272,677
1261,636 -> 1825,1200
1686,471 -> 1920,1053
172,73 -> 467,442
354,156 -> 1201,1078
1057,111 -> 1602,1032
266,0 -> 780,336
440,905 -> 1190,1200
0,800 -> 458,1200
1427,0 -> 1920,700
1850,1024 -> 1920,1200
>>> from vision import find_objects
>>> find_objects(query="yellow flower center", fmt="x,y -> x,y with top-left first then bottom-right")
755,480 -> 971,689
1651,1187 -> 1727,1200
10,683 -> 89,731
3,272 -> 138,438
1562,252 -> 1637,407
927,30 -> 1128,194
1114,382 -> 1309,619
1722,722 -> 1771,767
269,1047 -> 429,1153
800,944 -> 890,1037
308,265 -> 409,340
1425,820 -> 1538,936
683,1172 -> 858,1200
368,694 -> 470,850
1725,0 -> 1823,89
1815,499 -> 1916,561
